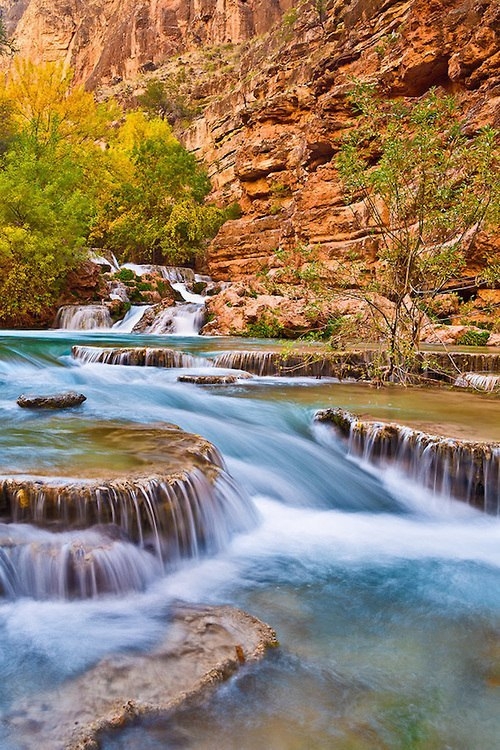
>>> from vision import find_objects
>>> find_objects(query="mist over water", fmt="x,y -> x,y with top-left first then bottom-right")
0,330 -> 499,749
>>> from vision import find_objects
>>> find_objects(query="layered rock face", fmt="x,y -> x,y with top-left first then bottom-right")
2,0 -> 498,289
0,0 -> 292,85
190,0 -> 499,280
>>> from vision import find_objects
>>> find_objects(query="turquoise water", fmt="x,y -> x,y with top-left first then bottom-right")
0,330 -> 499,749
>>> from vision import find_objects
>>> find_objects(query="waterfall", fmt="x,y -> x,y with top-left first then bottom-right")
71,345 -> 207,368
145,303 -> 205,335
455,372 -> 500,392
0,467 -> 257,567
316,408 -> 500,514
211,350 -> 370,378
112,305 -> 151,332
121,263 -> 195,284
0,524 -> 160,600
53,305 -> 112,330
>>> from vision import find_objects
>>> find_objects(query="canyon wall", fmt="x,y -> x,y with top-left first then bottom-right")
184,0 -> 499,280
0,0 -> 292,85
1,0 -> 498,285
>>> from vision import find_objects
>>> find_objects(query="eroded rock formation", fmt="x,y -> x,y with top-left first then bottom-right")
191,0 -> 500,281
316,407 -> 500,514
0,422 -> 256,566
1,0 -> 292,85
6,604 -> 277,750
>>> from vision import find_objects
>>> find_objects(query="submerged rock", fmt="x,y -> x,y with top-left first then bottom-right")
17,392 -> 87,409
7,605 -> 277,750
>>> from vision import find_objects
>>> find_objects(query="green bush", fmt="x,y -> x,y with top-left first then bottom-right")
114,268 -> 136,282
456,329 -> 490,346
245,313 -> 285,339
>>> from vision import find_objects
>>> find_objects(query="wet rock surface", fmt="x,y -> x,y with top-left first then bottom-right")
5,604 -> 278,750
16,392 -> 87,409
177,374 -> 243,385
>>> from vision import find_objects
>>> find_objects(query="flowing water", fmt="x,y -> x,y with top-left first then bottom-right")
0,330 -> 499,749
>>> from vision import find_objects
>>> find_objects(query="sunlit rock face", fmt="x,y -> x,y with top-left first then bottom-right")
0,0 -> 292,84
191,0 -> 499,282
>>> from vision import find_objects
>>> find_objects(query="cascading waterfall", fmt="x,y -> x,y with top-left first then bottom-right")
122,263 -> 195,284
111,305 -> 151,332
211,350 -> 370,377
54,264 -> 205,334
0,524 -> 160,600
0,468 -> 256,568
71,345 -> 207,367
54,305 -> 113,330
1,329 -> 500,750
0,417 -> 257,600
455,371 -> 500,391
146,303 -> 205,335
316,408 -> 500,514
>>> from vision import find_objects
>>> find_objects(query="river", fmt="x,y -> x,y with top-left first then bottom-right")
0,329 -> 499,749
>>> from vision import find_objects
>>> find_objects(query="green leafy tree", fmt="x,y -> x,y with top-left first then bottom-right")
336,84 -> 499,381
0,136 -> 96,325
0,61 -> 115,325
92,112 -> 225,264
137,78 -> 198,125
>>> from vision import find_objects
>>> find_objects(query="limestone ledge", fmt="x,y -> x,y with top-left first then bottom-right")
4,604 -> 278,750
315,407 -> 500,514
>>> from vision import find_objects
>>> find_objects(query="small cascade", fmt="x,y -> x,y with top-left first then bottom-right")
212,350 -> 370,378
420,352 -> 500,382
146,303 -> 205,335
171,282 -> 205,305
54,305 -> 112,330
121,263 -> 195,284
209,350 -> 500,382
0,467 -> 257,566
316,408 -> 500,514
0,524 -> 160,600
455,372 -> 500,392
112,305 -> 151,332
71,345 -> 207,368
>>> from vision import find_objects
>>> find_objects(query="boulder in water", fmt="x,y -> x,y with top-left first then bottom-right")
177,374 -> 240,385
17,392 -> 87,409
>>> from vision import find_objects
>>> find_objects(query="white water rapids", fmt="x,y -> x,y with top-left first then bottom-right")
0,329 -> 499,749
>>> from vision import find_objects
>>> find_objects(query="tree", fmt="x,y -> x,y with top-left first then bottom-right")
0,62 -> 115,325
336,84 -> 499,381
91,111 -> 226,265
136,78 -> 198,125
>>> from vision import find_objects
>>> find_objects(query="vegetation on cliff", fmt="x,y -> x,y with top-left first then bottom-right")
336,84 -> 499,380
0,61 -> 224,326
0,16 -> 15,56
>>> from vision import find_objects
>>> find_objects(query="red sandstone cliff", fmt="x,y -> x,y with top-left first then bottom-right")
1,0 -> 498,291
184,0 -> 499,281
0,0 -> 292,86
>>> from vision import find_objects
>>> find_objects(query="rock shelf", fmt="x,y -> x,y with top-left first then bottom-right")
5,605 -> 278,750
316,408 -> 500,514
0,424 -> 256,569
